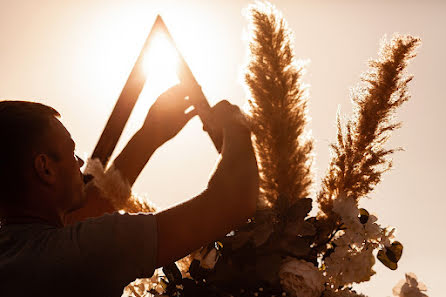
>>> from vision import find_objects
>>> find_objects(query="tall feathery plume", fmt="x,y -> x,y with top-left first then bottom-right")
318,35 -> 420,217
244,2 -> 313,211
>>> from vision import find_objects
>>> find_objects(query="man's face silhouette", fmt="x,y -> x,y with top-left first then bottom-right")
44,118 -> 87,213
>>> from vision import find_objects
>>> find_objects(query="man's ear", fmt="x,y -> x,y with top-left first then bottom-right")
34,154 -> 57,185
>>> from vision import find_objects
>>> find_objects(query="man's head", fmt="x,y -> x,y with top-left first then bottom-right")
0,101 -> 86,221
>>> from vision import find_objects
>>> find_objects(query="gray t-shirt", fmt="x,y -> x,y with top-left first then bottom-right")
0,212 -> 157,297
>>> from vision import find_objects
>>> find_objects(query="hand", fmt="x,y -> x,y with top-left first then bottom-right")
142,84 -> 197,145
154,101 -> 259,268
207,100 -> 251,140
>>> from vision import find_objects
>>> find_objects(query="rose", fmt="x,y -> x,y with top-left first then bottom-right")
279,258 -> 324,297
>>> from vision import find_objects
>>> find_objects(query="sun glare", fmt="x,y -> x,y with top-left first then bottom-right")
143,32 -> 180,96
124,31 -> 180,132
108,15 -> 215,169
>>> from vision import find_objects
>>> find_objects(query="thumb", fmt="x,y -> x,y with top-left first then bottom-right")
184,108 -> 198,122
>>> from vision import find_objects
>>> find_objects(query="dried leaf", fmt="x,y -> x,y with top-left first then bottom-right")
377,242 -> 403,270
284,220 -> 316,237
254,209 -> 276,225
224,231 -> 253,250
377,249 -> 397,270
253,223 -> 274,247
286,198 -> 313,220
279,237 -> 311,257
387,241 -> 403,262
359,208 -> 369,224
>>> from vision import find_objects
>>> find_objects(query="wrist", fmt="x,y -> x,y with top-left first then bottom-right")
112,128 -> 161,186
136,126 -> 165,149
222,127 -> 253,152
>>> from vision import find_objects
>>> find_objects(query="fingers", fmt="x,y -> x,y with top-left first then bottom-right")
158,84 -> 191,105
210,100 -> 232,122
199,100 -> 247,136
156,84 -> 194,112
159,84 -> 188,99
184,108 -> 198,122
160,83 -> 199,101
211,100 -> 247,127
212,100 -> 235,112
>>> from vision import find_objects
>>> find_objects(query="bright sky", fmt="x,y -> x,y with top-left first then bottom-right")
0,0 -> 444,296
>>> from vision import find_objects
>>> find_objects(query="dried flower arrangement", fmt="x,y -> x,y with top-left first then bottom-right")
122,2 -> 425,297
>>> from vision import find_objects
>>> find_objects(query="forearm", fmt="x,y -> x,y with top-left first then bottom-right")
155,128 -> 259,267
207,128 -> 258,218
155,187 -> 257,267
155,190 -> 236,267
112,129 -> 161,186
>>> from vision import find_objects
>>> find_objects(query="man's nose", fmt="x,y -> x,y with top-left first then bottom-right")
76,155 -> 85,167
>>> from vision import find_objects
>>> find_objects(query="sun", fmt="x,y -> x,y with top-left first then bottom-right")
106,14 -> 214,165
124,30 -> 181,133
142,31 -> 180,101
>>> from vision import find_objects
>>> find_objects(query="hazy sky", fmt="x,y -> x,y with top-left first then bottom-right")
0,0 -> 444,296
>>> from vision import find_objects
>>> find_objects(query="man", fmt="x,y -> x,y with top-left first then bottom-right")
0,85 -> 259,296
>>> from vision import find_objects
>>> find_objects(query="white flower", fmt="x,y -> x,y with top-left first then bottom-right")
279,258 -> 324,297
364,215 -> 380,238
393,273 -> 428,297
333,196 -> 391,250
334,229 -> 363,247
333,196 -> 363,236
324,246 -> 376,288
123,272 -> 164,296
333,196 -> 359,222
381,227 -> 396,248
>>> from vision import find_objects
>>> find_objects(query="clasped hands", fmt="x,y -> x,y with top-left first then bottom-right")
140,84 -> 250,148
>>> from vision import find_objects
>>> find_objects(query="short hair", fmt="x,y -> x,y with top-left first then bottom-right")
0,101 -> 60,205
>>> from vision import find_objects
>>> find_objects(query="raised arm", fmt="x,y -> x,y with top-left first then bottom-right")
155,101 -> 259,267
113,85 -> 197,186
65,85 -> 197,224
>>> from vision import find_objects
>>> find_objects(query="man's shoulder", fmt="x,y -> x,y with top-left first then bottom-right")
0,223 -> 92,296
0,222 -> 82,263
0,223 -> 57,252
0,213 -> 158,296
